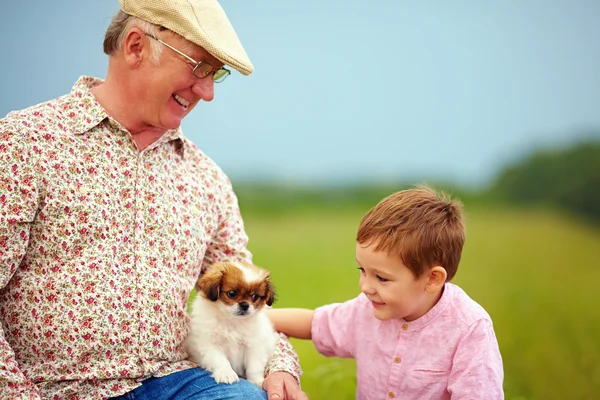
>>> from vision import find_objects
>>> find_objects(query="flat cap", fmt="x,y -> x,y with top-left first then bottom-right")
119,0 -> 254,75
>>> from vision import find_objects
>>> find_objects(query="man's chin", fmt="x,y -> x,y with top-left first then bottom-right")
162,118 -> 183,131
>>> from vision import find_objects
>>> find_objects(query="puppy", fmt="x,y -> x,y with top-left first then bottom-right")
185,261 -> 277,387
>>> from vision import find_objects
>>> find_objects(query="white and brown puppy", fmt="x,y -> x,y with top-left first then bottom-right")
185,261 -> 277,386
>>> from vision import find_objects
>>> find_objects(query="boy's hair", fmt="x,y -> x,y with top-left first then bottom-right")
356,185 -> 465,281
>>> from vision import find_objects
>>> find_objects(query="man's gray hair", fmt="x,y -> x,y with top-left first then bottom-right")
103,10 -> 162,64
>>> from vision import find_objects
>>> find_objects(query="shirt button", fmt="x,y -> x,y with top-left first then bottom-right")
401,323 -> 409,330
394,356 -> 401,363
388,392 -> 395,398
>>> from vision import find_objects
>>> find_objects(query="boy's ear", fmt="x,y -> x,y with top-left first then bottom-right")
426,266 -> 447,293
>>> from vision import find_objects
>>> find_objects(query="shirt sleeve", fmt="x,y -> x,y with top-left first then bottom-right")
0,124 -> 43,399
448,319 -> 504,400
264,332 -> 303,384
202,166 -> 252,270
311,296 -> 361,358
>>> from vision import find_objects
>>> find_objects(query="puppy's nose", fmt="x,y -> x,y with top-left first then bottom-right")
239,302 -> 249,311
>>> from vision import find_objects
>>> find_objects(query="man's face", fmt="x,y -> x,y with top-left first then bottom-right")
135,31 -> 224,131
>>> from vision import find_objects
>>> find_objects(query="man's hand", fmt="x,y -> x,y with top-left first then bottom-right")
262,371 -> 309,400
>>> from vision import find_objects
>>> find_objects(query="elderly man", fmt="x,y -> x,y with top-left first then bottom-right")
0,0 -> 307,399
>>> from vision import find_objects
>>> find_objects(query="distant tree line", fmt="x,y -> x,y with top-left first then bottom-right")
488,139 -> 600,223
233,138 -> 600,225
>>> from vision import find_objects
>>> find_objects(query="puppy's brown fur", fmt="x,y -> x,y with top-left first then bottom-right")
198,262 -> 276,309
186,261 -> 278,386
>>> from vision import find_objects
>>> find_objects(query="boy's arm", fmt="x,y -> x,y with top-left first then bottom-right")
267,308 -> 315,340
269,296 -> 363,359
448,319 -> 504,400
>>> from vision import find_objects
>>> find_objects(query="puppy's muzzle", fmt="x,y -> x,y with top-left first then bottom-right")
237,302 -> 250,316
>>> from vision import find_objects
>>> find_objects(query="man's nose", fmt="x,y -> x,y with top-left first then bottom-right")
191,78 -> 215,102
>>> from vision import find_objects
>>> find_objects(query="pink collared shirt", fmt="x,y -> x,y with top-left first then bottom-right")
312,283 -> 504,400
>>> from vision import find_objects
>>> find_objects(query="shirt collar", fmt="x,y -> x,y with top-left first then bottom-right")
143,126 -> 186,157
64,76 -> 186,157
63,76 -> 109,135
398,282 -> 455,331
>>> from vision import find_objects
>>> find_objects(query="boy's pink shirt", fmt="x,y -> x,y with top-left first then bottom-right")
311,283 -> 504,400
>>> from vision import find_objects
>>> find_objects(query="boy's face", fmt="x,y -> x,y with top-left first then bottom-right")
356,241 -> 434,322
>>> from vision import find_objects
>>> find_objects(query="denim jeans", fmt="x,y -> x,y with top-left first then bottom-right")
109,368 -> 268,400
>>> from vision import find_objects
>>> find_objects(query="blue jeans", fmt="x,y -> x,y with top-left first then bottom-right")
109,368 -> 268,400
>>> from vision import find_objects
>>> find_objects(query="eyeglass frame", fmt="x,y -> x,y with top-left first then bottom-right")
144,32 -> 231,83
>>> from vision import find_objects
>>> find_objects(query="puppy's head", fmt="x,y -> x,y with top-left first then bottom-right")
198,262 -> 276,317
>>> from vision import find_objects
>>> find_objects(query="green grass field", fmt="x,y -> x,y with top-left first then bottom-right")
237,205 -> 600,400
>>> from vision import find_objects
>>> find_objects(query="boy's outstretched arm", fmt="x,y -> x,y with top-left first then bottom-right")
267,308 -> 314,340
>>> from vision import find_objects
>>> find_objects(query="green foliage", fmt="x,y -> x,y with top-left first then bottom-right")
234,181 -> 486,218
489,140 -> 600,223
235,206 -> 599,400
208,139 -> 600,398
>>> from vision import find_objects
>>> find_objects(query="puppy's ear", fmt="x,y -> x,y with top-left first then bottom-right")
264,276 -> 276,307
198,268 -> 223,302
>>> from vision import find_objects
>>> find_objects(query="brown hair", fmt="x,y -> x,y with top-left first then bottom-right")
356,185 -> 465,281
103,10 -> 163,64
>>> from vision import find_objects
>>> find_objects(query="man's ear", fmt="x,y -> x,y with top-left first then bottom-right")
122,27 -> 147,68
425,266 -> 447,294
198,268 -> 223,301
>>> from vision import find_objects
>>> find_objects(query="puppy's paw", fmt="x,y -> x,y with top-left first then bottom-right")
212,366 -> 239,384
248,375 -> 265,387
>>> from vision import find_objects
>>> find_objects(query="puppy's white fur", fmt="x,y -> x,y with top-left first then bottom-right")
185,262 -> 276,386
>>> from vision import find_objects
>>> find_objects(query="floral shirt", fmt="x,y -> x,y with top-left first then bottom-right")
0,76 -> 301,400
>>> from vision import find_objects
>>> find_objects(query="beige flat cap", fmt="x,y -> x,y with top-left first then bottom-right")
119,0 -> 254,75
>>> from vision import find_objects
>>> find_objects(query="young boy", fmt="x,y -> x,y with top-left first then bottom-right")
268,186 -> 504,400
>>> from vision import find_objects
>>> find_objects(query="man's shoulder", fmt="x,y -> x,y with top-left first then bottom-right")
180,137 -> 219,170
1,93 -> 71,136
179,136 -> 234,187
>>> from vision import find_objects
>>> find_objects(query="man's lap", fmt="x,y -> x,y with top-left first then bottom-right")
109,368 -> 267,400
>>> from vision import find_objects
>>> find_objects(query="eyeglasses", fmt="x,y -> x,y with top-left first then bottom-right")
144,33 -> 231,83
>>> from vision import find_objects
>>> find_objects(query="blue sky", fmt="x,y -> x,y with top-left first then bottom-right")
2,0 -> 599,187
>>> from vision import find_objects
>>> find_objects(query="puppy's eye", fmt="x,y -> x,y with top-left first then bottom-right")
226,291 -> 237,299
251,294 -> 259,302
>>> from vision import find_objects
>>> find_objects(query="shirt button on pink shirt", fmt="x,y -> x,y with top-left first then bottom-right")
311,283 -> 504,400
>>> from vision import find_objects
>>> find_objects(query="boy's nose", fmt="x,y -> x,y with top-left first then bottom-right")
360,279 -> 376,295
